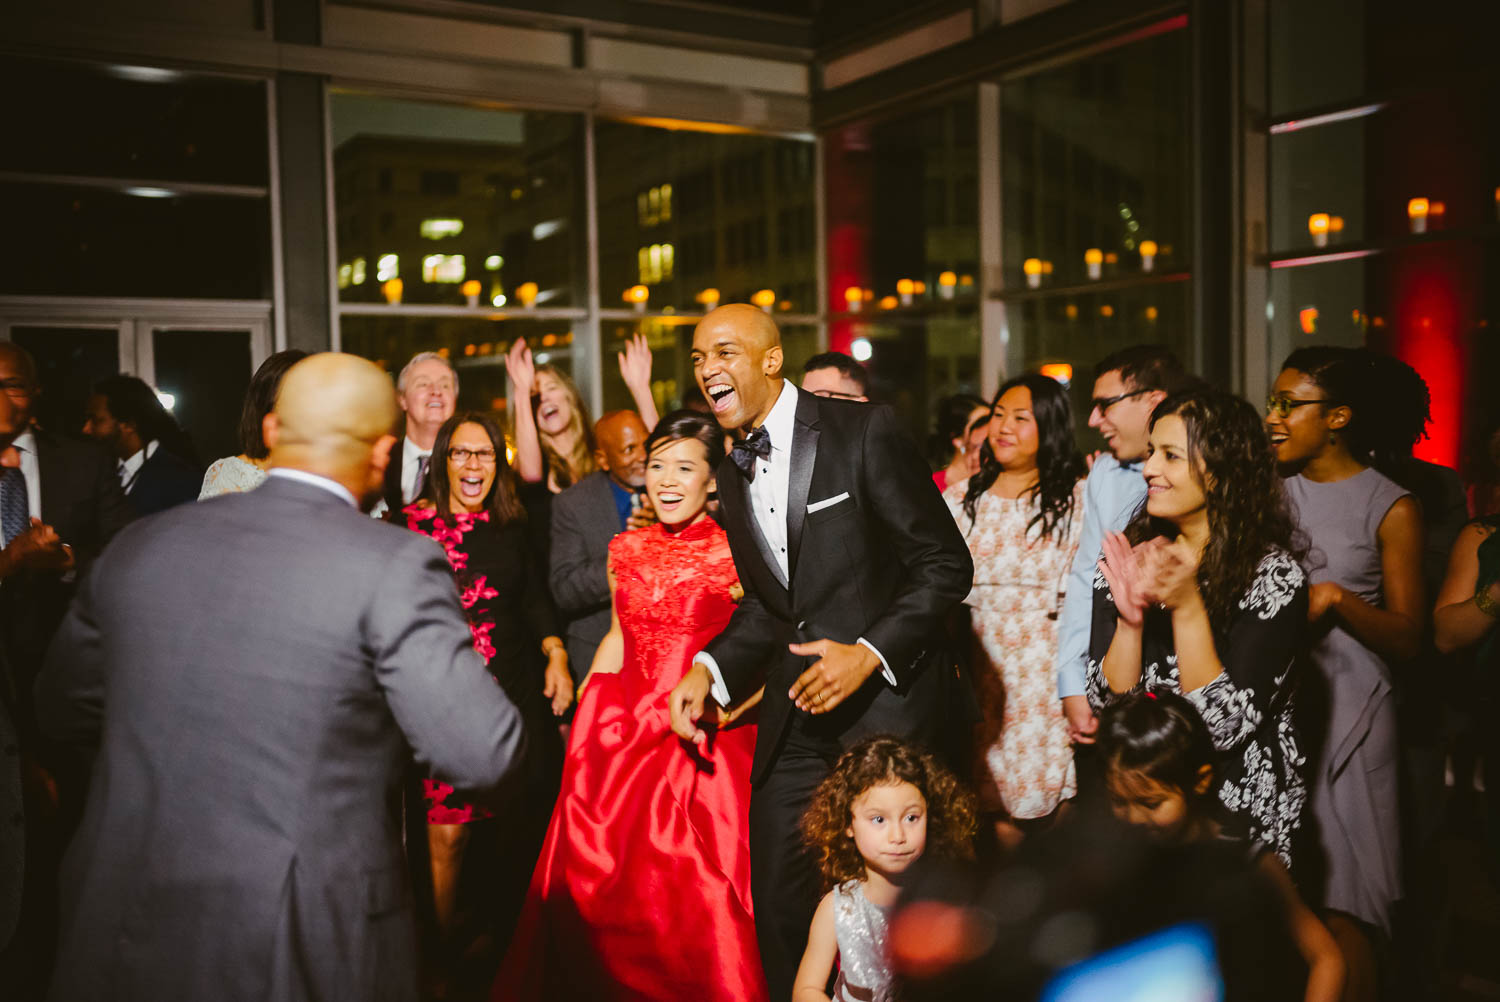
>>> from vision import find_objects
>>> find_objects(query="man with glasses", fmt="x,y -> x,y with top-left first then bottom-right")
1055,345 -> 1194,752
800,351 -> 870,402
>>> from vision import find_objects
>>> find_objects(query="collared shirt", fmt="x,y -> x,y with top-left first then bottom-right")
1056,452 -> 1147,698
11,429 -> 42,520
607,477 -> 635,530
400,436 -> 432,506
267,467 -> 358,508
696,380 -> 894,705
118,439 -> 160,494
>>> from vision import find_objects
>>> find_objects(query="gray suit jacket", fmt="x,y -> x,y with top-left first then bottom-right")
35,475 -> 525,1002
548,472 -> 622,684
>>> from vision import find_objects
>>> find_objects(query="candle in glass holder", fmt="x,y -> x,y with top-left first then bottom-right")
461,279 -> 482,307
382,278 -> 403,305
896,278 -> 915,306
937,271 -> 957,300
1085,248 -> 1103,280
1429,201 -> 1446,229
1138,240 -> 1158,273
517,282 -> 539,308
751,289 -> 776,314
1023,258 -> 1043,289
624,284 -> 649,313
1329,216 -> 1344,241
1407,198 -> 1429,234
1308,214 -> 1330,248
696,287 -> 720,312
844,286 -> 863,313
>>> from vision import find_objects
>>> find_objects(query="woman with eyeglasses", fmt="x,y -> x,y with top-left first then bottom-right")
397,411 -> 573,994
1266,347 -> 1424,1002
945,373 -> 1086,845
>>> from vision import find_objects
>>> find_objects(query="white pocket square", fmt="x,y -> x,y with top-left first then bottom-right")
806,492 -> 851,514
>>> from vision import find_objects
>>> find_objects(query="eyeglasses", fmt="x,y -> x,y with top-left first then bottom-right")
1090,388 -> 1150,415
1264,395 -> 1333,418
809,389 -> 864,401
448,447 -> 498,464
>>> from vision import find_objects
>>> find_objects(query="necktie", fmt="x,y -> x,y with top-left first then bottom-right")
410,453 -> 431,502
0,467 -> 29,548
729,426 -> 772,480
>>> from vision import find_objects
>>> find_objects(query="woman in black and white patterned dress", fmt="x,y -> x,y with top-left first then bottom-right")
1086,389 -> 1309,865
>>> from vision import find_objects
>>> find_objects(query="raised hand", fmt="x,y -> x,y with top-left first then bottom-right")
504,338 -> 535,397
1141,536 -> 1201,611
1098,531 -> 1151,628
617,332 -> 653,395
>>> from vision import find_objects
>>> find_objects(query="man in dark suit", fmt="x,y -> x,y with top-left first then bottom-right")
669,304 -> 974,999
549,410 -> 652,684
379,352 -> 458,516
82,375 -> 201,517
35,352 -> 526,1002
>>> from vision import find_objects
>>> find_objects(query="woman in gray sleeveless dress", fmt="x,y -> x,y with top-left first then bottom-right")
1267,348 -> 1426,1002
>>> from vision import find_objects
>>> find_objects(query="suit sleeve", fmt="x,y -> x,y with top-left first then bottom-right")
548,489 -> 611,617
34,548 -> 108,743
368,534 -> 526,806
701,571 -> 782,703
857,406 -> 975,684
89,447 -> 135,559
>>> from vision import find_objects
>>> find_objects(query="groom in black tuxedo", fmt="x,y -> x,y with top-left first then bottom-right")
669,304 -> 973,1000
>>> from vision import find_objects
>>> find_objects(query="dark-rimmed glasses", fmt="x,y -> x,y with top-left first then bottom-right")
448,447 -> 498,464
1090,388 -> 1150,415
1264,395 -> 1333,418
809,389 -> 865,401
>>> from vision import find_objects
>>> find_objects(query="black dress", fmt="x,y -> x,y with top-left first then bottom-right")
398,505 -> 564,944
1086,547 -> 1309,865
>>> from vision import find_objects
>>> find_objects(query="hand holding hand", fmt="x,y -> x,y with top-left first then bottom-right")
617,333 -> 653,395
1098,531 -> 1152,628
1308,581 -> 1343,623
504,338 -> 535,397
543,651 -> 573,716
669,661 -> 715,747
787,639 -> 880,714
1141,537 -> 1201,611
1061,694 -> 1098,744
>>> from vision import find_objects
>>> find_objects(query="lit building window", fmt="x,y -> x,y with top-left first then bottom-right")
351,257 -> 366,285
422,254 -> 466,283
638,247 -> 651,284
661,243 -> 674,281
638,192 -> 649,228
376,254 -> 399,282
648,188 -> 661,227
648,244 -> 663,284
484,254 -> 503,271
338,263 -> 352,289
419,218 -> 464,240
660,183 -> 672,222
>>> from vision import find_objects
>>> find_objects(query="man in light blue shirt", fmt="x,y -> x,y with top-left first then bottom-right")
1057,346 -> 1194,742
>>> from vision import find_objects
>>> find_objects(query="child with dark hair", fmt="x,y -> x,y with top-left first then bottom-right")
794,736 -> 978,1002
1099,692 -> 1345,1002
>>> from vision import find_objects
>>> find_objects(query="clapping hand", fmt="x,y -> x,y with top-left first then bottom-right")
504,338 -> 535,397
1140,537 -> 1201,611
617,332 -> 653,396
1098,531 -> 1155,627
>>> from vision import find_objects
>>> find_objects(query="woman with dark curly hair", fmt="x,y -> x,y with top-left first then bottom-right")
1088,389 -> 1309,868
944,373 -> 1086,842
1267,347 -> 1426,1000
793,736 -> 978,1002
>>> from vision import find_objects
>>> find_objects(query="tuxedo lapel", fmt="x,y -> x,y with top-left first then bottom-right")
784,391 -> 820,578
723,459 -> 790,594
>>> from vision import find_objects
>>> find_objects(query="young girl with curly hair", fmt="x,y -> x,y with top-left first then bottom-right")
793,737 -> 978,1002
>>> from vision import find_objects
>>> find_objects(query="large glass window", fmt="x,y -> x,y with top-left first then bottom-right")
0,56 -> 272,300
996,24 -> 1191,430
593,120 -> 818,316
825,92 -> 981,432
331,94 -> 584,309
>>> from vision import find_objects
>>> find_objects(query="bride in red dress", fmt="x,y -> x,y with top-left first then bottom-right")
494,411 -> 767,1002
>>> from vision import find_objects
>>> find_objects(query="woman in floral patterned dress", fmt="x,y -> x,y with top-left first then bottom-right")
945,373 -> 1086,844
398,411 -> 574,984
1088,389 -> 1308,864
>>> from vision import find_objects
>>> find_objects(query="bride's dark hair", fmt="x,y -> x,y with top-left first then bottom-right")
1124,389 -> 1305,624
644,409 -> 727,464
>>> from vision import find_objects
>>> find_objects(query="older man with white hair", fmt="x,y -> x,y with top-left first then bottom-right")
381,351 -> 459,514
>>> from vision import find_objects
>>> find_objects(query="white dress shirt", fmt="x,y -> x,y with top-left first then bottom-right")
694,380 -> 894,705
118,439 -> 160,494
268,467 -> 358,508
11,429 -> 43,520
400,436 -> 432,505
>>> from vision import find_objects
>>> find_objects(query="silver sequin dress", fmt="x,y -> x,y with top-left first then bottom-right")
832,881 -> 894,1002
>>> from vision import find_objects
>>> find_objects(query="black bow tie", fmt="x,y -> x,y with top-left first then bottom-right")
730,425 -> 772,479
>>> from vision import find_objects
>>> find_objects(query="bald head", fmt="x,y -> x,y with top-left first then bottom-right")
594,409 -> 648,489
692,304 -> 785,434
266,353 -> 400,504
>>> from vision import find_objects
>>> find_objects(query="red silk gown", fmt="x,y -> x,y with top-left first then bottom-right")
494,517 -> 767,1002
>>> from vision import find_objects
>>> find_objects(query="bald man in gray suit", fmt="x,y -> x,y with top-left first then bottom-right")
35,353 -> 526,1002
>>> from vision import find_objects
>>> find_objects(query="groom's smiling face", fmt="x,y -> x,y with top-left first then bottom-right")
692,305 -> 784,434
